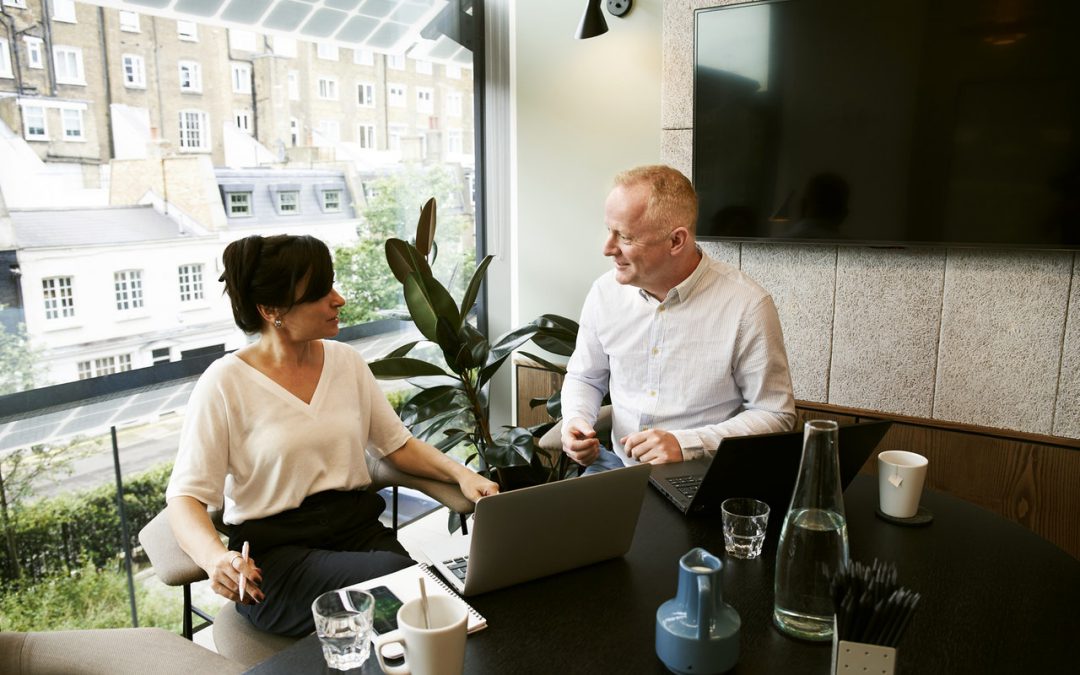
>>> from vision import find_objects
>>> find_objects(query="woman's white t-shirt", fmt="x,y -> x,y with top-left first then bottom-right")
166,340 -> 411,525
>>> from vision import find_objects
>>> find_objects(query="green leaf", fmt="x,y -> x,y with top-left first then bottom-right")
435,430 -> 470,452
518,350 -> 567,375
455,323 -> 489,371
400,385 -> 461,424
404,272 -> 461,343
476,351 -> 512,390
415,198 -> 437,257
489,323 -> 541,361
459,255 -> 494,325
385,238 -> 414,284
436,316 -> 465,365
369,357 -> 452,379
384,341 -> 421,358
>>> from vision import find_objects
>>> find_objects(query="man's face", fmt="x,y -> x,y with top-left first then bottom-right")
603,183 -> 673,294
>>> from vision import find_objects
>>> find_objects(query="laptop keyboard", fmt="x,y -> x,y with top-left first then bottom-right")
666,475 -> 702,498
443,556 -> 469,581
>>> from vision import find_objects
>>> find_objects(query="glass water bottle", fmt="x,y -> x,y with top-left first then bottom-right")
773,420 -> 849,641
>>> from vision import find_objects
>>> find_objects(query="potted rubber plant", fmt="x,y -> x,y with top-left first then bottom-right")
368,198 -> 579,489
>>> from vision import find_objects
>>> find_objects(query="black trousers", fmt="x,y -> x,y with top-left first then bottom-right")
228,489 -> 414,637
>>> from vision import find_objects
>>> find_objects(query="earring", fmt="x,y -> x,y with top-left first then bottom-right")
274,318 -> 282,328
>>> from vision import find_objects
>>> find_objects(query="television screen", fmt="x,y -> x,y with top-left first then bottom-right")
693,0 -> 1080,249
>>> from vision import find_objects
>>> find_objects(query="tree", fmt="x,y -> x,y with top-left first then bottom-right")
0,314 -> 38,396
334,165 -> 476,326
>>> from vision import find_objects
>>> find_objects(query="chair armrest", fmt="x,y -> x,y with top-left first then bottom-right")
138,510 -> 208,587
538,405 -> 613,455
368,456 -> 475,516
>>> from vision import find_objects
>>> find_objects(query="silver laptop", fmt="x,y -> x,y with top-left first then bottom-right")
421,463 -> 652,596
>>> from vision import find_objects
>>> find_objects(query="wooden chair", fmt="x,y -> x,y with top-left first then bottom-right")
138,454 -> 474,669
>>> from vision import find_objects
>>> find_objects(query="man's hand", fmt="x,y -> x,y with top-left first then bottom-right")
622,428 -> 682,464
458,471 -> 500,502
562,417 -> 601,466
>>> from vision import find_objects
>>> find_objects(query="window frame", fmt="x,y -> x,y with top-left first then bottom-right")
24,36 -> 43,69
357,82 -> 375,107
53,45 -> 86,85
0,38 -> 12,78
316,42 -> 339,61
177,20 -> 198,41
22,104 -> 47,140
357,123 -> 375,149
178,263 -> 205,303
113,269 -> 145,312
122,53 -> 146,88
226,190 -> 253,217
388,83 -> 406,108
52,0 -> 76,22
60,107 -> 85,141
42,276 -> 75,321
231,62 -> 252,94
178,60 -> 203,93
177,108 -> 210,151
416,87 -> 434,114
317,76 -> 338,101
276,190 -> 300,215
320,188 -> 343,213
118,10 -> 140,32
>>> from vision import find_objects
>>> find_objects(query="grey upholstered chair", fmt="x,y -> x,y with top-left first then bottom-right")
0,627 -> 243,675
138,453 -> 475,669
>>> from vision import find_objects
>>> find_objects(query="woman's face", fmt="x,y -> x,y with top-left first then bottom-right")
276,276 -> 346,340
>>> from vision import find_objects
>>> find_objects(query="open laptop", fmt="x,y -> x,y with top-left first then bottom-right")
650,421 -> 892,515
421,463 -> 652,596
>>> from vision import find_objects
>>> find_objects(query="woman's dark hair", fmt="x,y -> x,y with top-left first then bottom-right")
219,234 -> 334,333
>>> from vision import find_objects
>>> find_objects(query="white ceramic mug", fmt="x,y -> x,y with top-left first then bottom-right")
877,450 -> 929,518
373,595 -> 468,675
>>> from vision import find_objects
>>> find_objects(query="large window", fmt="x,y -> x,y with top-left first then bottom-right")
42,276 -> 75,319
178,61 -> 202,92
60,107 -> 84,140
53,45 -> 85,85
22,105 -> 46,140
118,10 -> 139,32
122,54 -> 146,88
357,82 -> 375,107
232,62 -> 252,94
178,109 -> 209,150
0,38 -> 12,78
113,270 -> 144,311
24,37 -> 43,69
317,76 -> 338,100
389,83 -> 406,107
178,264 -> 205,302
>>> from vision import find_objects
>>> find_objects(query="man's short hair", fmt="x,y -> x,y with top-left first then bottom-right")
613,165 -> 699,235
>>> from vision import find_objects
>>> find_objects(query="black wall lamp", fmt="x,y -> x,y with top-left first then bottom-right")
576,0 -> 633,39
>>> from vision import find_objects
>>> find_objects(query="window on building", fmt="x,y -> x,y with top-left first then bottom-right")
24,37 -> 43,69
388,83 -> 406,108
446,91 -> 463,117
1,0 -> 27,8
229,29 -> 256,52
122,54 -> 146,88
118,10 -> 139,32
178,264 -> 205,302
177,20 -> 198,41
288,70 -> 299,100
415,59 -> 433,74
178,109 -> 209,150
151,347 -> 171,365
50,0 -> 75,21
114,270 -> 144,311
322,189 -> 342,212
179,61 -> 202,92
234,109 -> 252,133
446,63 -> 462,79
227,191 -> 252,216
388,124 -> 406,151
316,42 -> 338,61
290,117 -> 299,146
273,35 -> 297,57
317,77 -> 338,100
22,105 -> 46,140
357,124 -> 375,149
42,276 -> 74,320
61,108 -> 84,140
78,354 -> 133,379
0,39 -> 12,78
353,49 -> 373,66
277,190 -> 299,214
357,82 -> 374,107
231,63 -> 252,94
53,45 -> 85,85
416,87 -> 434,114
448,129 -> 463,155
387,53 -> 405,70
317,119 -> 340,144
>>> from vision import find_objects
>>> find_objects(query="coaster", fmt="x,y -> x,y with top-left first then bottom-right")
875,506 -> 933,527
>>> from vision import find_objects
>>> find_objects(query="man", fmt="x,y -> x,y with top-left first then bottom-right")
560,165 -> 795,471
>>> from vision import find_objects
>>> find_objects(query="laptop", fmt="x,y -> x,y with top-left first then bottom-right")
649,421 -> 892,515
421,463 -> 652,596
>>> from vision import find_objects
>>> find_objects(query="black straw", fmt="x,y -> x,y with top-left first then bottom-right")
832,560 -> 920,647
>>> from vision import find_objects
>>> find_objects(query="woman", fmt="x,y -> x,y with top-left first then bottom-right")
166,234 -> 497,636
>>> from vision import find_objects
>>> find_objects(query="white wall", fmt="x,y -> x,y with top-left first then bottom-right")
511,0 -> 663,327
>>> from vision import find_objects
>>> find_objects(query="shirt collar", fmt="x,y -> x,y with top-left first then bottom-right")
642,246 -> 707,305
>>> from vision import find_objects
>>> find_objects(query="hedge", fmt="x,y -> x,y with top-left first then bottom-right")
0,462 -> 172,586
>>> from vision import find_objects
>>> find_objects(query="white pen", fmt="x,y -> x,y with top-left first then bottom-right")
239,540 -> 250,602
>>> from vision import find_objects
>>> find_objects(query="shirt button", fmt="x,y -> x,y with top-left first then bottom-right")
651,347 -> 659,355
658,306 -> 666,312
649,390 -> 657,397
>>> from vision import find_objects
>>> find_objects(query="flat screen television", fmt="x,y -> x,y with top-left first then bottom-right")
693,0 -> 1079,249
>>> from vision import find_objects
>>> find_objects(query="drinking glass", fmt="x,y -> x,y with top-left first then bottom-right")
720,498 -> 770,559
312,588 -> 375,670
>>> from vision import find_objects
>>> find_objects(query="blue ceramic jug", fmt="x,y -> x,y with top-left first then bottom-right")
655,548 -> 740,675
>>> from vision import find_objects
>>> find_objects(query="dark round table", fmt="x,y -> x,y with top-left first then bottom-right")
247,475 -> 1079,674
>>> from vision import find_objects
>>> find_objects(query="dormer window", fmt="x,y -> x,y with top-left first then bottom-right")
268,184 -> 302,215
322,189 -> 342,212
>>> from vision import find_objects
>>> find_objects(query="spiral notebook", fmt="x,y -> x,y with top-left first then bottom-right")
352,563 -> 487,634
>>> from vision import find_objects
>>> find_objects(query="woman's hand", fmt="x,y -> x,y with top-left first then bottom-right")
209,549 -> 265,605
457,470 -> 499,502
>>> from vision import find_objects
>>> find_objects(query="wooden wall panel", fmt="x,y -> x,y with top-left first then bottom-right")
516,363 -> 562,428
